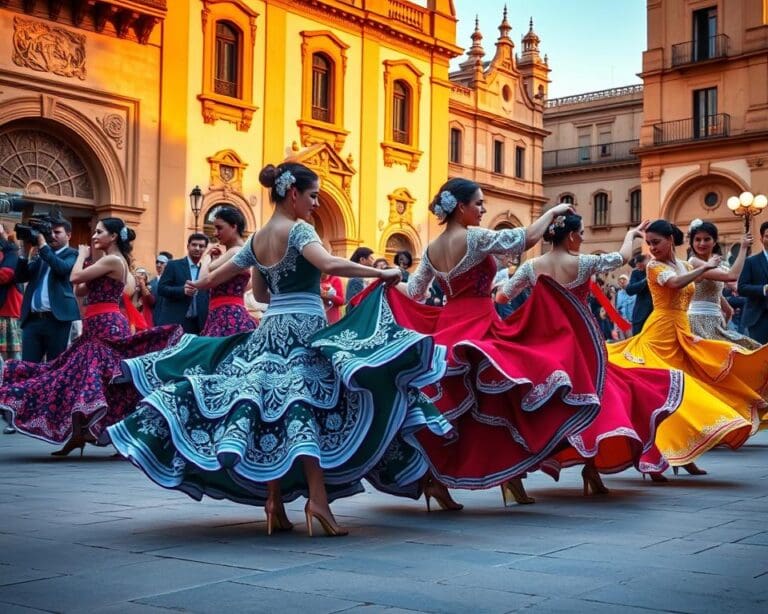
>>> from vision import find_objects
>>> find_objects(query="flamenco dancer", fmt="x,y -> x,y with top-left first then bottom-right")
687,220 -> 759,349
499,213 -> 683,491
108,162 -> 453,537
375,178 -> 606,508
199,206 -> 256,336
608,220 -> 767,475
0,218 -> 182,455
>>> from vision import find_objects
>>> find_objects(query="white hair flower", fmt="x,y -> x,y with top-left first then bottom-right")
119,226 -> 129,241
689,218 -> 704,234
274,170 -> 296,198
433,190 -> 458,221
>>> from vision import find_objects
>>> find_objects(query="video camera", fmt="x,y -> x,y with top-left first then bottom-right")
0,193 -> 66,244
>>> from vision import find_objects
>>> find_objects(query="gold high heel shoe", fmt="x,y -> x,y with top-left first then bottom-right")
672,462 -> 707,476
423,480 -> 463,512
581,466 -> 610,496
304,501 -> 348,537
500,478 -> 535,506
264,498 -> 294,536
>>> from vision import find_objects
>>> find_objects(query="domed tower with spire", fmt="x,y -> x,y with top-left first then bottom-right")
517,17 -> 551,104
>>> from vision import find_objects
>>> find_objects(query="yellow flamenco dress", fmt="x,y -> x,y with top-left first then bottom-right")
607,259 -> 768,465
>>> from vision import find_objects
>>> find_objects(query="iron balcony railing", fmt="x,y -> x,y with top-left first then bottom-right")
671,34 -> 729,67
543,140 -> 639,170
652,114 -> 730,145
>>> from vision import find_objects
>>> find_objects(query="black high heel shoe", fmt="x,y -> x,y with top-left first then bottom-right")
500,478 -> 535,506
643,472 -> 669,483
672,463 -> 707,476
51,437 -> 86,457
582,465 -> 610,495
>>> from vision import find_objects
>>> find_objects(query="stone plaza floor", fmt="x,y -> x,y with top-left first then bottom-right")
1,430 -> 767,613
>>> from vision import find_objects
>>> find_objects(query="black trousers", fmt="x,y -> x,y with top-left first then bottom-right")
746,316 -> 768,345
21,316 -> 72,363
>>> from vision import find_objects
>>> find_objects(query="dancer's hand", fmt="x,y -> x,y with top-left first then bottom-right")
740,233 -> 753,248
549,203 -> 574,218
705,254 -> 722,269
184,280 -> 200,296
630,220 -> 651,239
380,268 -> 402,287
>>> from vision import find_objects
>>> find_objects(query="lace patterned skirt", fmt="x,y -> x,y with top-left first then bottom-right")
107,287 -> 452,505
689,312 -> 761,350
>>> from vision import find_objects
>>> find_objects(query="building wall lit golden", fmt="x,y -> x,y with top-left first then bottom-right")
0,0 -> 463,268
639,0 -> 768,247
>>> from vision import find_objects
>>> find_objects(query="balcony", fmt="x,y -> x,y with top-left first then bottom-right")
543,140 -> 639,171
652,114 -> 730,146
671,34 -> 729,67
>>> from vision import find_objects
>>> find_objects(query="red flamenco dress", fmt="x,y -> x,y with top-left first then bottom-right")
0,270 -> 182,446
381,227 -> 605,489
201,269 -> 257,336
503,253 -> 683,478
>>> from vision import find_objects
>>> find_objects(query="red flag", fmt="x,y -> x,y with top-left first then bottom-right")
589,280 -> 631,332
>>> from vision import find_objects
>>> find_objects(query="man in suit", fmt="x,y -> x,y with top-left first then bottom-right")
15,217 -> 79,362
737,220 -> 768,344
625,254 -> 652,336
155,234 -> 209,333
148,251 -> 172,325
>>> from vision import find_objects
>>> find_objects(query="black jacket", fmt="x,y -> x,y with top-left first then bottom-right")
626,268 -> 652,327
737,252 -> 768,329
154,257 -> 209,328
16,244 -> 79,326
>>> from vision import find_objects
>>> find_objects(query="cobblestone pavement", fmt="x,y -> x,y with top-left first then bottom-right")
1,430 -> 767,613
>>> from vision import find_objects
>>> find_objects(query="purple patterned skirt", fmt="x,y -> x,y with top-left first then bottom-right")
0,310 -> 182,444
201,297 -> 257,337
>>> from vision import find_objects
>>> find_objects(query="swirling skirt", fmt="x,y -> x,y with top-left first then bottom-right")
107,287 -> 452,505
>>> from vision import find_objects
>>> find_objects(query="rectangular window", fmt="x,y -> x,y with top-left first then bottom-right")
515,146 -> 525,179
214,23 -> 239,98
577,127 -> 591,162
630,190 -> 642,225
693,7 -> 717,61
493,140 -> 504,174
594,193 -> 608,226
392,81 -> 410,144
598,124 -> 612,157
693,87 -> 717,138
450,128 -> 462,163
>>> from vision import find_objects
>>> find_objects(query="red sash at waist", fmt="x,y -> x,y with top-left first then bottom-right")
210,296 -> 245,309
84,302 -> 120,319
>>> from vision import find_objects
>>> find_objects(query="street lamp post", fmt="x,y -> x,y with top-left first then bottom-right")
189,185 -> 203,232
726,191 -> 768,233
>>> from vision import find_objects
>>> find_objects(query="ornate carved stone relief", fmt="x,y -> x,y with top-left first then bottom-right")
12,17 -> 86,80
96,114 -> 125,149
207,149 -> 247,193
387,187 -> 415,226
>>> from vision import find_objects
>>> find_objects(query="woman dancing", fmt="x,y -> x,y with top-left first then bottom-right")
199,206 -> 256,337
687,220 -> 759,349
373,178 -> 606,508
607,220 -> 766,474
499,214 -> 683,490
108,162 -> 453,536
0,218 -> 182,455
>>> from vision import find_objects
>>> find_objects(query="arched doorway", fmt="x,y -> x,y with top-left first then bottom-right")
0,120 -> 103,246
313,191 -> 347,255
384,232 -> 415,264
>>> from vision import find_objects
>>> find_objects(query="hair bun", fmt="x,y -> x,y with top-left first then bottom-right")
671,224 -> 685,246
126,227 -> 136,242
259,164 -> 278,188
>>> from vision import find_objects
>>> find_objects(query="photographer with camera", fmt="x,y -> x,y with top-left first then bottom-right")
14,216 -> 79,363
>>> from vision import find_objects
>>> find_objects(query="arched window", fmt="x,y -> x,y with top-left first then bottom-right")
593,192 -> 608,226
560,194 -> 574,204
392,80 -> 410,144
629,189 -> 641,225
214,21 -> 240,98
311,53 -> 332,122
450,128 -> 462,163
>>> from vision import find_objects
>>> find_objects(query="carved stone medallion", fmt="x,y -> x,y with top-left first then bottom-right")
97,114 -> 125,149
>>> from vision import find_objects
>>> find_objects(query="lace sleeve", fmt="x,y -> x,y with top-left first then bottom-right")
472,227 -> 527,257
232,238 -> 258,269
648,260 -> 674,286
291,221 -> 322,252
501,260 -> 534,299
580,252 -> 624,276
406,255 -> 435,300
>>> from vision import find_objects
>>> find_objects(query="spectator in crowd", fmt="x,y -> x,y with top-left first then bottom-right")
723,282 -> 747,334
626,253 -> 652,335
615,274 -> 635,340
345,246 -> 374,306
149,251 -> 172,324
320,272 -> 345,323
394,250 -> 413,282
0,225 -> 22,434
132,267 -> 154,327
373,257 -> 390,270
155,234 -> 209,333
492,255 -> 528,319
15,216 -> 79,363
